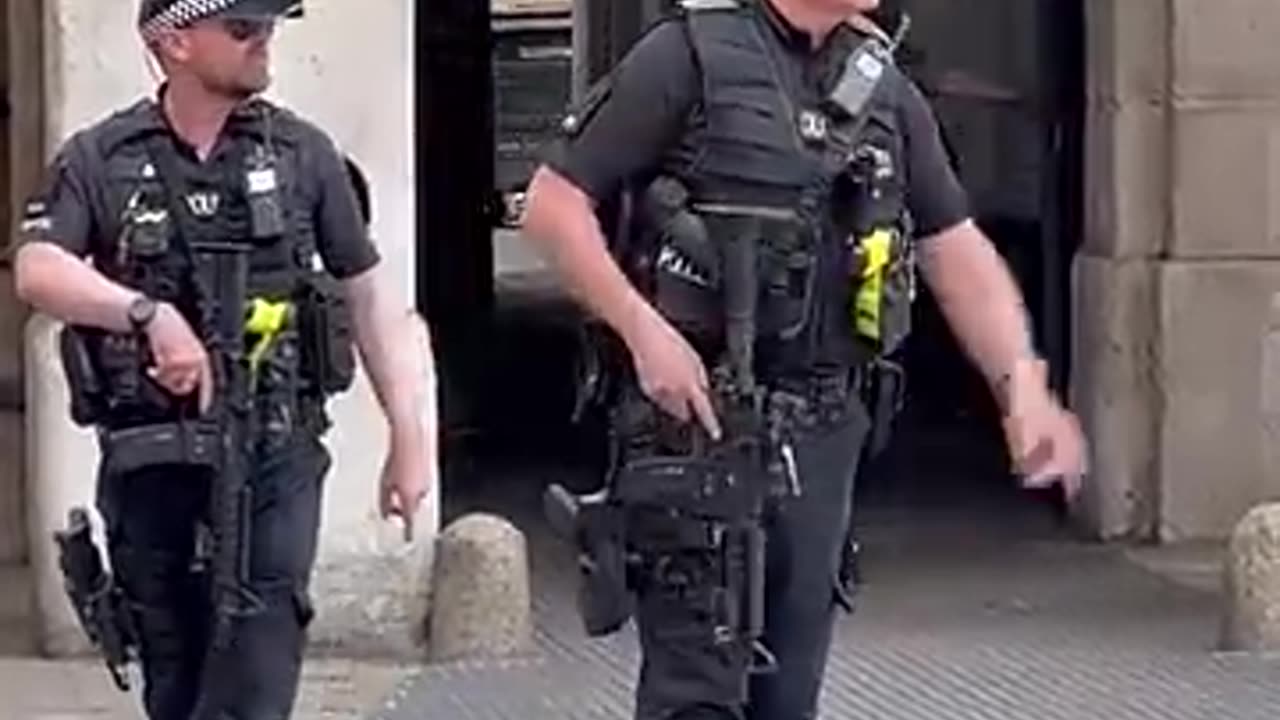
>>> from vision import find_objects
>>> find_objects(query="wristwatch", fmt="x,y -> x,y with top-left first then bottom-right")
127,295 -> 158,333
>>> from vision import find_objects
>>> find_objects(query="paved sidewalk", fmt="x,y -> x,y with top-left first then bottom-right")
373,455 -> 1280,720
0,656 -> 413,720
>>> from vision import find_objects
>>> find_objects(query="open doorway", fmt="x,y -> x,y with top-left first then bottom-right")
858,0 -> 1086,525
417,0 -> 1087,532
2,0 -> 46,651
417,0 -> 590,466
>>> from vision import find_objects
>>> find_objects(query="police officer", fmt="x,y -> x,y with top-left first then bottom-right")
12,1 -> 437,718
523,0 -> 1087,718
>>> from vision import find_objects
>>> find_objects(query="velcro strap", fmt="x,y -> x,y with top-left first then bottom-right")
101,421 -> 219,477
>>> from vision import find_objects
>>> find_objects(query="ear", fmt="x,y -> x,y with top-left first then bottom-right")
152,28 -> 193,64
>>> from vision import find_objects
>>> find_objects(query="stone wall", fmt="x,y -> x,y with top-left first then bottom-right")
1075,0 -> 1280,541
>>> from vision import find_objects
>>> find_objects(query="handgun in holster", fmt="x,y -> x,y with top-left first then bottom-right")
53,508 -> 138,692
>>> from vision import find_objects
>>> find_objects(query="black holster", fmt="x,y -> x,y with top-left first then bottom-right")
54,508 -> 139,692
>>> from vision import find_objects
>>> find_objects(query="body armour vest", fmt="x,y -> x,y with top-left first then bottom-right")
647,0 -> 915,373
62,99 -> 355,432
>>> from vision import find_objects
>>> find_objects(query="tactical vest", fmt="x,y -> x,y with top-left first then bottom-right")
646,0 -> 916,372
62,101 -> 355,439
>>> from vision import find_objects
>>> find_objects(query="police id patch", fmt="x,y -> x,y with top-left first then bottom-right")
20,151 -> 77,237
656,244 -> 713,288
185,191 -> 220,217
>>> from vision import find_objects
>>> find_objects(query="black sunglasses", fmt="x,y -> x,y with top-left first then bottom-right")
219,17 -> 276,42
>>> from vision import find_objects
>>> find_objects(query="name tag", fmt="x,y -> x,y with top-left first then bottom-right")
248,167 -> 278,194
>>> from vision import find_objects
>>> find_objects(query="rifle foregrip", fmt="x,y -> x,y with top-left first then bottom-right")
745,525 -> 766,638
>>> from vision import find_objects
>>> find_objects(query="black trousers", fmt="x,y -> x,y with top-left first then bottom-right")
98,434 -> 331,720
633,397 -> 870,720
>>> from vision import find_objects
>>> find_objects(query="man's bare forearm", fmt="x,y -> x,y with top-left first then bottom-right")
918,220 -> 1038,406
522,166 -> 655,346
13,241 -> 142,332
344,268 -> 433,442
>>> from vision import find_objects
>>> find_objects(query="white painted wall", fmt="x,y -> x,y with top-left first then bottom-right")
29,0 -> 434,657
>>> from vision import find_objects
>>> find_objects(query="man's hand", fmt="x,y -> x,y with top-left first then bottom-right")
378,433 -> 436,543
375,309 -> 440,543
1000,358 -> 1088,499
145,302 -> 214,413
625,305 -> 722,440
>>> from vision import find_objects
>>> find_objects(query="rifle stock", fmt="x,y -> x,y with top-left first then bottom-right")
543,483 -> 633,637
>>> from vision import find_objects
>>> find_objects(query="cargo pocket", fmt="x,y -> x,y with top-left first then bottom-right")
292,586 -> 316,630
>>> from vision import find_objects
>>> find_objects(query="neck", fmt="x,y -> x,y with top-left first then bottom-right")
768,0 -> 845,47
161,80 -> 240,160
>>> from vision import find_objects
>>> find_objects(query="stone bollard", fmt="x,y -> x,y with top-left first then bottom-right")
428,513 -> 533,663
1221,503 -> 1280,652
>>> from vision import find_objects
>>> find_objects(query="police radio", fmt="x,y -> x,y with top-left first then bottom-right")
824,40 -> 889,122
246,107 -> 286,241
246,145 -> 286,241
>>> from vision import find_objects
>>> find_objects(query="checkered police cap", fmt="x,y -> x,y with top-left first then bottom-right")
138,0 -> 303,38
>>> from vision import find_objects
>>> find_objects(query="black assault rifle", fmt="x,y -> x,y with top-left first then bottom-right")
545,196 -> 801,676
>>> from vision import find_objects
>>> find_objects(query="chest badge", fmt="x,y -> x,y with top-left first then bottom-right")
798,109 -> 829,143
186,191 -> 220,218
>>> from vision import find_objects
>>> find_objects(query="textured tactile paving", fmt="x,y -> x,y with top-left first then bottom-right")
372,461 -> 1280,720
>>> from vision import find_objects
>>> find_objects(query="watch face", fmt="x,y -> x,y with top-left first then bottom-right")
130,297 -> 157,328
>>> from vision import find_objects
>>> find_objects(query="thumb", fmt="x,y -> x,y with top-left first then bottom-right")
378,470 -> 394,519
400,502 -> 416,544
198,357 -> 215,415
1002,414 -> 1029,464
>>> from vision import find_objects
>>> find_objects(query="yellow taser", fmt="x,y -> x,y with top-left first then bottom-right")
852,229 -> 893,341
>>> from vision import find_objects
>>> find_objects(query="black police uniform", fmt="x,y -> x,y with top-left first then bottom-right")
546,1 -> 970,719
17,3 -> 377,718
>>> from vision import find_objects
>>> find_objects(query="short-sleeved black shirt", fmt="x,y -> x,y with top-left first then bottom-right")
546,1 -> 970,239
17,89 -> 380,280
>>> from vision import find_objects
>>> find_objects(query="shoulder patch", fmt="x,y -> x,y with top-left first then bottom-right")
845,14 -> 891,45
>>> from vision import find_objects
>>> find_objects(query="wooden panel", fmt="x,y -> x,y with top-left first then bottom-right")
0,410 -> 25,564
1,0 -> 11,260
1,0 -> 45,566
0,269 -> 19,408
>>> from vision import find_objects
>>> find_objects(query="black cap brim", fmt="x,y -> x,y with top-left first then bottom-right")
211,0 -> 304,20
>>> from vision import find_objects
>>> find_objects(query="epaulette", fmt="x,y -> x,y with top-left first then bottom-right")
95,99 -> 167,157
845,13 -> 892,46
229,98 -> 305,147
